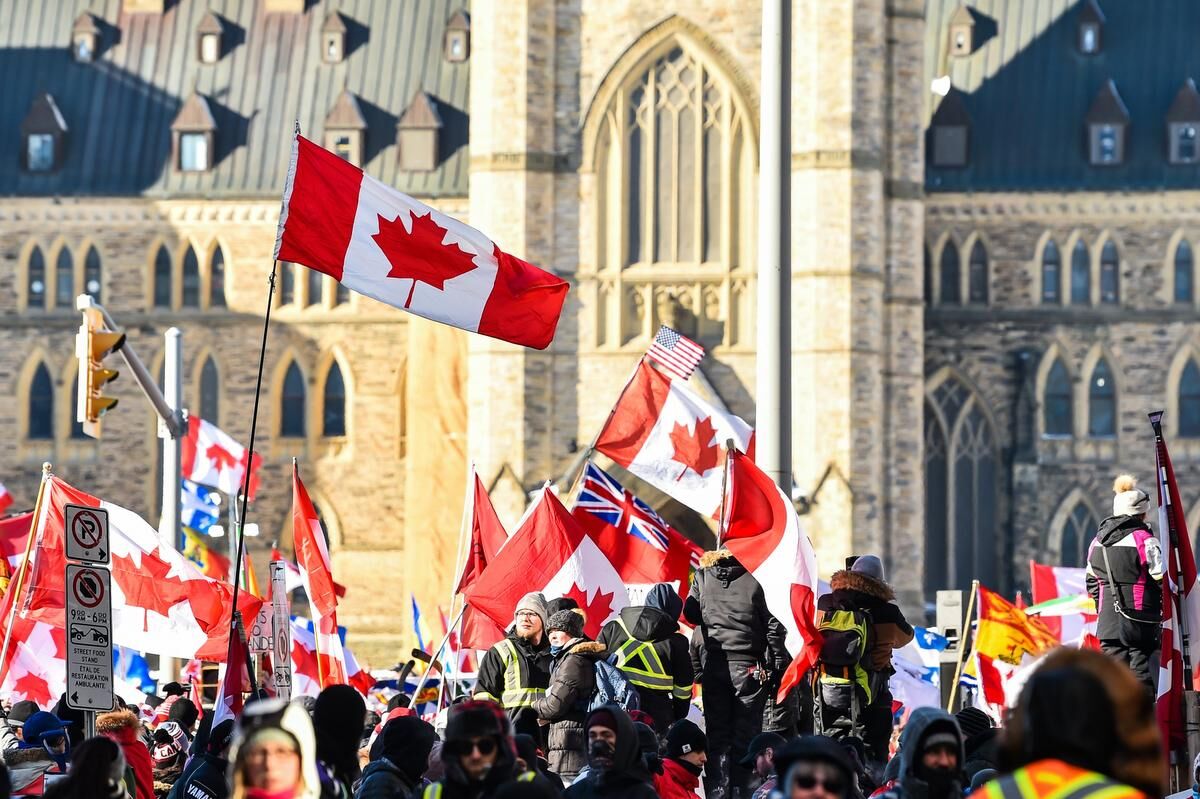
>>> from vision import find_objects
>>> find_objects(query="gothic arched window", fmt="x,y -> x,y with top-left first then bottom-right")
1071,240 -> 1090,305
55,246 -> 74,309
1044,359 -> 1073,436
27,245 -> 45,309
968,240 -> 988,304
1181,359 -> 1200,437
280,362 -> 306,437
84,246 -> 101,302
153,246 -> 172,308
1060,503 -> 1097,568
210,246 -> 227,308
181,246 -> 200,308
940,241 -> 961,305
28,363 -> 53,440
1088,358 -> 1116,437
1176,240 -> 1194,305
1042,240 -> 1061,304
1100,240 -> 1119,304
200,356 -> 220,425
322,362 -> 346,437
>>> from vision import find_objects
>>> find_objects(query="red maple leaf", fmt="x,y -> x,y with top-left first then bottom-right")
206,442 -> 238,473
114,553 -> 189,622
50,626 -> 66,661
563,583 -> 616,638
372,211 -> 477,308
669,416 -> 722,480
13,671 -> 51,706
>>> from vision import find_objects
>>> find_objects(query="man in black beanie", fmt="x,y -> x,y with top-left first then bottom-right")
357,715 -> 437,799
419,699 -> 540,799
313,684 -> 367,796
167,697 -> 200,741
565,705 -> 658,798
654,719 -> 707,799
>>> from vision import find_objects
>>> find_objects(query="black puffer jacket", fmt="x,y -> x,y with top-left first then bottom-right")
1086,515 -> 1164,641
683,551 -> 787,666
354,757 -> 421,799
563,706 -> 658,799
598,584 -> 693,732
165,753 -> 228,799
532,639 -> 606,782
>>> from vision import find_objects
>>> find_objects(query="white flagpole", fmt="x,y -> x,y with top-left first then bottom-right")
439,461 -> 476,705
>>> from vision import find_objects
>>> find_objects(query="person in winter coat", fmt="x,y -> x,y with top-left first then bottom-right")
597,583 -> 693,734
654,719 -> 707,799
43,736 -> 128,799
150,722 -> 189,798
419,700 -> 545,799
774,736 -> 856,799
313,685 -> 367,798
354,715 -> 436,799
5,712 -> 73,796
683,549 -> 787,799
979,647 -> 1162,799
563,706 -> 657,799
532,609 -> 607,782
229,698 -> 321,799
475,593 -> 554,740
874,708 -> 964,799
97,708 -> 154,799
816,556 -> 914,763
166,718 -> 233,799
954,708 -> 998,786
1086,475 -> 1164,695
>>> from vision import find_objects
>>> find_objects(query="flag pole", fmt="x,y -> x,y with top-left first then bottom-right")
716,440 -> 734,548
560,356 -> 646,497
0,463 -> 52,688
946,579 -> 979,712
1151,411 -> 1193,683
410,604 -> 467,713
440,461 -> 476,706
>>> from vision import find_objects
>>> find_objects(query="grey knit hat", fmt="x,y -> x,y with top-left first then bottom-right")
851,555 -> 885,582
514,592 -> 549,631
547,609 -> 586,639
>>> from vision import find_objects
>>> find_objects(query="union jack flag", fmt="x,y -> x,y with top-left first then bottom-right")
576,463 -> 701,568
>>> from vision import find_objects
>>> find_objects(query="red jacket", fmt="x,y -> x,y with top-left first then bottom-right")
98,709 -> 154,799
654,757 -> 701,799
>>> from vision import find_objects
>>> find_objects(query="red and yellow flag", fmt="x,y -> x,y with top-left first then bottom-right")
974,585 -> 1058,665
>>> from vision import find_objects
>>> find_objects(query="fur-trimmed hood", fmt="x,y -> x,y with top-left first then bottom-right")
830,569 -> 894,601
699,549 -> 734,569
567,640 -> 608,657
96,708 -> 141,735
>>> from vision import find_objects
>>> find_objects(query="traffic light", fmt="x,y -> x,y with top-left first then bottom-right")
75,307 -> 126,438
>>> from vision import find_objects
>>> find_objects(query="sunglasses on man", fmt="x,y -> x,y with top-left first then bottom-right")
791,770 -> 846,796
446,737 -> 498,758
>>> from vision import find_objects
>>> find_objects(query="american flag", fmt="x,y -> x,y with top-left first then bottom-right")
576,463 -> 702,568
647,326 -> 705,382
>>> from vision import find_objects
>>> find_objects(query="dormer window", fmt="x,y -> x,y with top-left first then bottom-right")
196,12 -> 222,64
1078,0 -> 1104,55
398,91 -> 443,172
171,92 -> 217,172
72,12 -> 100,63
444,10 -> 470,63
929,88 -> 969,167
1085,80 -> 1129,166
324,90 -> 367,165
948,6 -> 975,57
21,93 -> 68,173
322,13 -> 346,64
1167,79 -> 1200,165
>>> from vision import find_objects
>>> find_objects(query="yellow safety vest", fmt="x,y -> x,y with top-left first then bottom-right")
974,760 -> 1144,799
472,639 -> 546,709
423,770 -> 537,798
611,618 -> 691,699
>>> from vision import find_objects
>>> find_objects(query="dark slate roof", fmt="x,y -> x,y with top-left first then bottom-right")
925,0 -> 1200,192
0,0 -> 469,198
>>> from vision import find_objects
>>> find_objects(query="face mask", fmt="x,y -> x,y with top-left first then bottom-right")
550,644 -> 564,655
589,739 -> 615,769
918,766 -> 960,798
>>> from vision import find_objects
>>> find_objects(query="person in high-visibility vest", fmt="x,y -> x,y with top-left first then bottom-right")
967,648 -> 1162,799
597,583 -> 693,734
474,592 -> 553,740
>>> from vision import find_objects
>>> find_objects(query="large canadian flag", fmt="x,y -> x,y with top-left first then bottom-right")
181,416 -> 262,500
292,464 -> 348,687
465,487 -> 629,639
0,477 -> 259,704
722,451 -> 822,700
595,359 -> 753,518
275,135 -> 569,350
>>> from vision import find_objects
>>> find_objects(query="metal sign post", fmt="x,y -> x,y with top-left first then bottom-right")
65,563 -> 114,712
269,561 -> 291,701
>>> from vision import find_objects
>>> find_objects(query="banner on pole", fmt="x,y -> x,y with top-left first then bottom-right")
270,560 -> 292,700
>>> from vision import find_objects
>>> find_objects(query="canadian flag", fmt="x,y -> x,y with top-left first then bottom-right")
292,464 -> 348,686
181,416 -> 262,500
465,487 -> 630,639
0,512 -> 33,574
0,483 -> 13,514
454,472 -> 509,651
596,359 -> 753,517
1028,561 -> 1096,644
290,617 -> 374,698
722,450 -> 822,700
210,620 -> 251,729
0,477 -> 260,702
275,135 -> 569,350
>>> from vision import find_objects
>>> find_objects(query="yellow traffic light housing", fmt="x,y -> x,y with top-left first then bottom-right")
75,307 -> 126,438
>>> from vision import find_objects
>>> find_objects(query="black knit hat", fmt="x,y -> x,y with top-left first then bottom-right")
666,719 -> 707,758
445,700 -> 509,743
955,707 -> 993,740
546,597 -> 580,617
167,697 -> 199,730
548,609 -> 586,639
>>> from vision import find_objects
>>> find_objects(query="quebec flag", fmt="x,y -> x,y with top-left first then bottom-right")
890,626 -> 948,712
181,479 -> 221,533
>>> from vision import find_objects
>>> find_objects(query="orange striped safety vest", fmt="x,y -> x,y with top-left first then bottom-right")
970,760 -> 1146,799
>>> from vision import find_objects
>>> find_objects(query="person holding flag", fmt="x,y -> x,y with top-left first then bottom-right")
1085,474 -> 1163,695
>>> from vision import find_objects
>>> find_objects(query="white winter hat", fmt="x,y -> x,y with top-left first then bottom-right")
1112,474 -> 1150,518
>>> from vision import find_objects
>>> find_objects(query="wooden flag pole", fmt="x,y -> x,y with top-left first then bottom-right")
560,356 -> 647,499
0,463 -> 52,689
946,579 -> 980,712
716,441 -> 734,547
410,605 -> 468,712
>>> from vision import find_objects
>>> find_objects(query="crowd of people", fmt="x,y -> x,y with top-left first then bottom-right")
0,471 -> 1175,799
